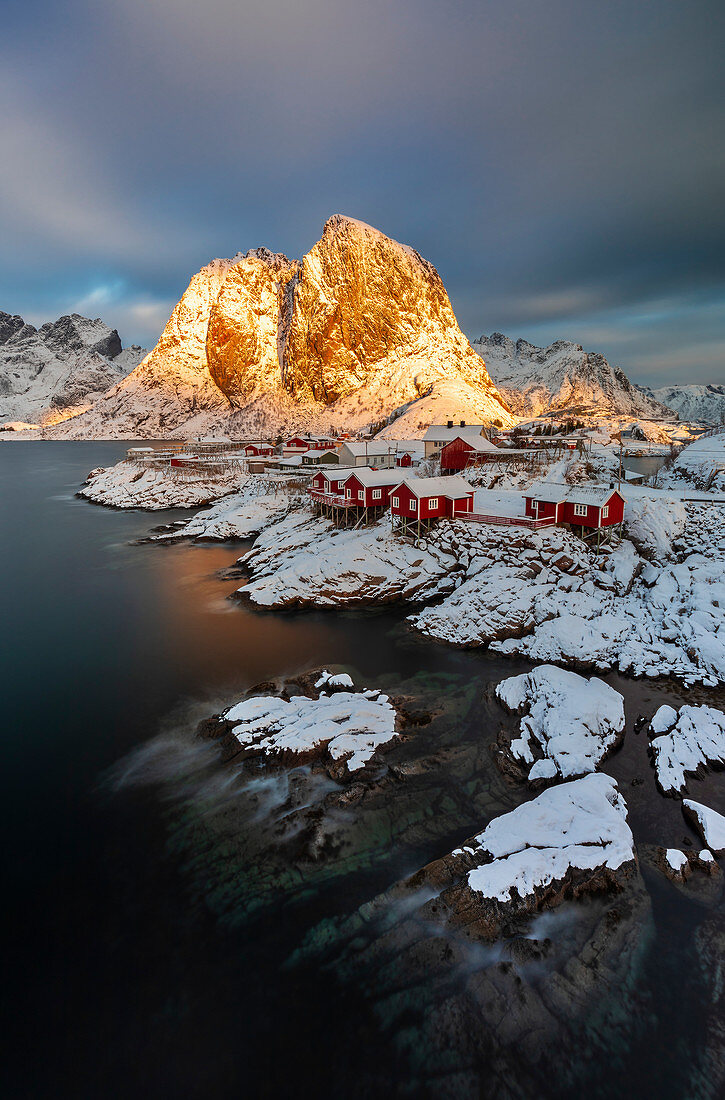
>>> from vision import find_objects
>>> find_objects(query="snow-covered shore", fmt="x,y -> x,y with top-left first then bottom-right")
80,460 -> 247,510
232,497 -> 723,685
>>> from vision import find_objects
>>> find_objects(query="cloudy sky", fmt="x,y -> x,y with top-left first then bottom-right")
1,0 -> 723,386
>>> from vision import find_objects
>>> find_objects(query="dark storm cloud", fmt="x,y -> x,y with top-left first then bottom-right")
0,0 -> 723,384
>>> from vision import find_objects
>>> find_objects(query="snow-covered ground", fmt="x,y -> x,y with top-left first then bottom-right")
234,494 -> 724,685
149,477 -> 306,539
80,460 -> 247,510
655,432 -> 725,494
238,511 -> 459,607
464,773 -> 635,903
649,704 -> 725,794
496,665 -> 624,782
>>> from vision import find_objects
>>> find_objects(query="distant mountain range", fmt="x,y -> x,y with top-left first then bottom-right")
0,312 -> 146,426
638,383 -> 725,425
472,333 -> 673,422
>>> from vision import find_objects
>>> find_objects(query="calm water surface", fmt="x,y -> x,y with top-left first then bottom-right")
0,442 -> 722,1099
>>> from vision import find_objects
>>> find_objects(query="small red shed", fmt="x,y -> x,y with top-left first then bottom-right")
391,475 -> 475,532
244,442 -> 275,457
524,485 -> 625,529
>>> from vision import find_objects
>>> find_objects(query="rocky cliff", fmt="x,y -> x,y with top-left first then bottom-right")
474,332 -> 673,421
0,312 -> 146,427
47,216 -> 512,438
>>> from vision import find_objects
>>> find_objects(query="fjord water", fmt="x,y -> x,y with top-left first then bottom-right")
0,443 -> 721,1099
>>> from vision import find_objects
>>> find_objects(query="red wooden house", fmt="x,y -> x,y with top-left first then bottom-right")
524,486 -> 625,530
391,475 -> 475,533
440,435 -> 500,473
342,468 -> 399,508
244,442 -> 275,457
309,469 -> 354,498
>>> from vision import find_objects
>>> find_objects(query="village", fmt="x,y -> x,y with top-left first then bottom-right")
116,420 -> 634,549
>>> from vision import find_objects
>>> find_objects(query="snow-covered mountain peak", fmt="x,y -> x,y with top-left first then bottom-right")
46,217 -> 512,438
0,310 -> 147,427
474,332 -> 672,420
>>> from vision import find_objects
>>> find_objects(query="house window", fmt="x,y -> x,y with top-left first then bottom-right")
391,496 -> 399,508
573,503 -> 587,517
358,490 -> 364,501
532,500 -> 539,513
346,488 -> 352,499
410,498 -> 418,510
428,497 -> 438,509
602,505 -> 609,518
372,489 -> 382,500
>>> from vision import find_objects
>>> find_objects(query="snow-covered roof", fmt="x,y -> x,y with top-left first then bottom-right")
526,482 -> 624,506
340,441 -> 394,456
455,436 -> 499,453
278,455 -> 304,466
345,467 -> 401,487
392,440 -> 426,455
393,475 -> 474,499
303,448 -> 338,459
422,425 -> 487,442
315,467 -> 356,480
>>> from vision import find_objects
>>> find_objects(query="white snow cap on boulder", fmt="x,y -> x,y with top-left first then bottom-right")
467,773 -> 634,902
683,800 -> 725,854
496,664 -> 625,782
224,684 -> 396,772
650,704 -> 725,794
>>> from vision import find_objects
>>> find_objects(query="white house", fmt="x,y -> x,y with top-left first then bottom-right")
422,423 -> 489,459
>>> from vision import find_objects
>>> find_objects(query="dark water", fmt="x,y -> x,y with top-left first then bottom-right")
1,442 -> 722,1099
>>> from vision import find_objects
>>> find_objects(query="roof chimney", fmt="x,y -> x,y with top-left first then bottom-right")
460,420 -> 466,427
447,420 -> 453,429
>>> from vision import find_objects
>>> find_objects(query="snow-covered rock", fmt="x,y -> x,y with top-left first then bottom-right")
0,311 -> 145,426
474,332 -> 672,420
81,460 -> 245,510
149,477 -> 303,538
465,774 -> 635,913
664,848 -> 689,875
624,494 -> 687,562
239,511 -> 459,608
683,800 -> 725,854
217,681 -> 398,775
46,216 -> 512,439
649,704 -> 725,794
495,665 -> 625,782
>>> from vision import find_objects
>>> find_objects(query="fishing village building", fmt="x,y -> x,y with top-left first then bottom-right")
390,475 -> 475,536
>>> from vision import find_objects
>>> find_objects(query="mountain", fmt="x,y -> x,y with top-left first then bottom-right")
641,384 -> 725,425
47,216 -> 513,438
473,333 -> 673,421
0,312 -> 146,426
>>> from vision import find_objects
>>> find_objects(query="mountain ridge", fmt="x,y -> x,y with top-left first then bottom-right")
0,311 -> 146,426
44,216 -> 514,438
473,332 -> 673,421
